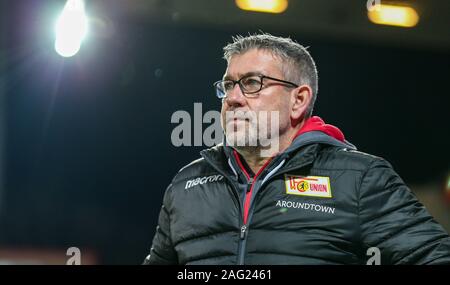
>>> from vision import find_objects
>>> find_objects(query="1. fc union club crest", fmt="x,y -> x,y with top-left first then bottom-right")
285,175 -> 332,198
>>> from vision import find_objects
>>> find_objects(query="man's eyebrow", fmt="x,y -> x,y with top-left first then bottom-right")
223,71 -> 263,80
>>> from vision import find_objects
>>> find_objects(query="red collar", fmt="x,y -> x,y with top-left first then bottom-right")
293,116 -> 345,142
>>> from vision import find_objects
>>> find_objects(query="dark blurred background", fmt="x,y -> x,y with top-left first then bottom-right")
0,0 -> 449,264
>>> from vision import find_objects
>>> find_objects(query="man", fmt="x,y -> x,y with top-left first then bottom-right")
144,34 -> 450,265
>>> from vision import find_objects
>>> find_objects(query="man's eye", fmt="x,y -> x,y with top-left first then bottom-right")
223,81 -> 234,91
242,77 -> 261,87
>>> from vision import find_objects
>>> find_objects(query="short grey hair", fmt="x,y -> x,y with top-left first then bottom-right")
223,33 -> 318,118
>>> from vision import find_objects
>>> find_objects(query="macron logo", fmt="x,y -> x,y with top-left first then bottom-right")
185,174 -> 224,190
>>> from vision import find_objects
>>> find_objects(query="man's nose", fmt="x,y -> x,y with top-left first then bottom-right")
224,83 -> 246,107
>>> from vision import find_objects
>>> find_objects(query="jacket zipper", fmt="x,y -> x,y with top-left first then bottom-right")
202,154 -> 254,265
203,152 -> 314,265
240,225 -> 247,239
235,154 -> 272,265
237,159 -> 316,264
237,178 -> 253,265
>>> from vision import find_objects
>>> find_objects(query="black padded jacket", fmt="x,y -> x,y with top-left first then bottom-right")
144,131 -> 450,265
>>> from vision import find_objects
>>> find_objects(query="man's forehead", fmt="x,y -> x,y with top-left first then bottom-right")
223,70 -> 266,80
223,50 -> 282,79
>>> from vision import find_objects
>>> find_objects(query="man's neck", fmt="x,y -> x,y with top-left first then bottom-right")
234,147 -> 269,175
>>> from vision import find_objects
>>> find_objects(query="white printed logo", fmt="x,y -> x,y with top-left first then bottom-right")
276,200 -> 335,214
185,174 -> 224,190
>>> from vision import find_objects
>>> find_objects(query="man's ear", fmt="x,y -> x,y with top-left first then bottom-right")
291,85 -> 313,121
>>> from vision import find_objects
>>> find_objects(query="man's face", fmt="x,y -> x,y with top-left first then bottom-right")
220,49 -> 293,149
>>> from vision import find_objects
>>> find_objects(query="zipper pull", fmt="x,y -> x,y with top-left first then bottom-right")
240,225 -> 247,240
246,177 -> 254,193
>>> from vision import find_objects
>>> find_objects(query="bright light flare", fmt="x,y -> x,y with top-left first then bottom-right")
446,174 -> 450,203
368,4 -> 419,28
235,0 -> 288,14
447,175 -> 450,191
54,0 -> 88,57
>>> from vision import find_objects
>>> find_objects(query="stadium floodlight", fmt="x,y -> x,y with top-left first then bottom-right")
368,4 -> 419,28
235,0 -> 288,14
54,0 -> 88,57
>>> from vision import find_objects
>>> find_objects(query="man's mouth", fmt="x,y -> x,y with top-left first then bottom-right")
229,118 -> 250,126
230,115 -> 252,122
226,118 -> 249,132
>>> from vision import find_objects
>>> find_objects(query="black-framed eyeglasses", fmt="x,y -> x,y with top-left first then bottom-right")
213,74 -> 299,99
